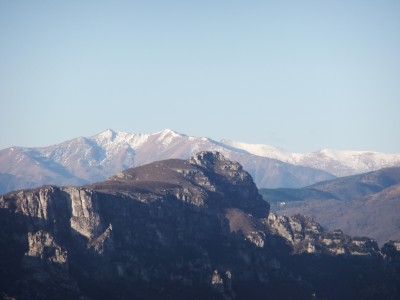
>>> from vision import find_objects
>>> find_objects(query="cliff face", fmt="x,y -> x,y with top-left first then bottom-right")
0,152 -> 399,300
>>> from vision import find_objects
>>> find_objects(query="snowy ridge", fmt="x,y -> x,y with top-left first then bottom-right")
221,140 -> 400,176
221,140 -> 295,162
35,129 -> 225,177
1,128 -> 400,194
93,129 -> 150,153
155,129 -> 184,147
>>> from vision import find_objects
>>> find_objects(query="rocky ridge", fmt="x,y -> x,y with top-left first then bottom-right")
0,152 -> 399,299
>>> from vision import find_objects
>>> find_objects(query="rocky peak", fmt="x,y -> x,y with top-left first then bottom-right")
98,128 -> 116,140
189,151 -> 227,168
96,152 -> 269,218
190,151 -> 253,185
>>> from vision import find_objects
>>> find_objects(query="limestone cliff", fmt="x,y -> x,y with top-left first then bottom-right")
0,152 -> 399,300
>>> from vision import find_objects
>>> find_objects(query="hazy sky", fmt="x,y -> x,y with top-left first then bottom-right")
1,1 -> 399,152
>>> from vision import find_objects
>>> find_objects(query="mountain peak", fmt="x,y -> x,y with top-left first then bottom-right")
152,129 -> 185,147
156,128 -> 182,136
89,152 -> 269,218
95,129 -> 116,141
189,151 -> 227,168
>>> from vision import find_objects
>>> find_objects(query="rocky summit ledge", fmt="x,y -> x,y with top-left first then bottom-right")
89,151 -> 269,218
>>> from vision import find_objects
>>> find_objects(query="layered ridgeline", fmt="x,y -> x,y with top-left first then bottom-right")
260,167 -> 400,245
1,152 -> 400,299
0,129 -> 335,194
2,128 -> 400,194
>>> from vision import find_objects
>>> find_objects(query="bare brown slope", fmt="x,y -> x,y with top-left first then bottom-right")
307,166 -> 400,200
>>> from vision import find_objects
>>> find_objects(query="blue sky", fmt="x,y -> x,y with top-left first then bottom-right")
1,0 -> 399,152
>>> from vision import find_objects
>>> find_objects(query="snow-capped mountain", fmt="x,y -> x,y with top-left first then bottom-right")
222,140 -> 400,176
0,129 -> 336,194
1,129 -> 399,195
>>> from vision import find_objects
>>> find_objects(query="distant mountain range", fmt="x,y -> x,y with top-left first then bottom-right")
223,139 -> 400,176
1,129 -> 399,194
260,167 -> 400,245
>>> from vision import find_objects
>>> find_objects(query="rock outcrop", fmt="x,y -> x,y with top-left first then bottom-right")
267,213 -> 380,255
0,152 -> 399,299
261,167 -> 400,244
